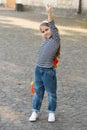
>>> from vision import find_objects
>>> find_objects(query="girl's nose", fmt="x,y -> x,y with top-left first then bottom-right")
44,31 -> 47,35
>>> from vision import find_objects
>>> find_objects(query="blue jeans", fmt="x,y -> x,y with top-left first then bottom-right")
32,66 -> 57,112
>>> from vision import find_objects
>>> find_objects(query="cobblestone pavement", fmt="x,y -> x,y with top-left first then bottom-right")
0,7 -> 87,130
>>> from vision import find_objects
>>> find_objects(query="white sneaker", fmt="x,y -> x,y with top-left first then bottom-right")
48,113 -> 55,122
29,111 -> 38,122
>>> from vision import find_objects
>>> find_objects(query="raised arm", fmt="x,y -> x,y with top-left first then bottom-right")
45,4 -> 53,22
45,4 -> 60,43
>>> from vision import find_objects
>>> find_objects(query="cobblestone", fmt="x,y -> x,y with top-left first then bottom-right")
0,7 -> 87,130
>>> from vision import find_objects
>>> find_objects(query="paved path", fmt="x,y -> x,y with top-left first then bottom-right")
0,8 -> 87,130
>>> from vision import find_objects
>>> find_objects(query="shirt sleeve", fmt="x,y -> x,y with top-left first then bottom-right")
48,20 -> 60,43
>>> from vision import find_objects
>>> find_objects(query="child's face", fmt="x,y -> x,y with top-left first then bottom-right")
40,25 -> 52,39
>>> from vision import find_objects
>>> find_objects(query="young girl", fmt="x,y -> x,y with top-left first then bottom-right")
29,4 -> 60,122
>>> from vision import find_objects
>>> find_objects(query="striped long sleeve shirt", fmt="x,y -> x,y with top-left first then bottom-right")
36,20 -> 60,68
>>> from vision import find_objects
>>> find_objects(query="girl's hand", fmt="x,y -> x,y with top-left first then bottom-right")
45,4 -> 52,13
45,3 -> 53,22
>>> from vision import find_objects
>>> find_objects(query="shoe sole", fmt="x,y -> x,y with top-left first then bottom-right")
29,117 -> 38,122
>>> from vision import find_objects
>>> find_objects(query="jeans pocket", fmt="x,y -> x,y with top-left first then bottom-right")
46,69 -> 55,79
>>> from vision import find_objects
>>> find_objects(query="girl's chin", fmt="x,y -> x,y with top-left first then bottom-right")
44,36 -> 50,39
